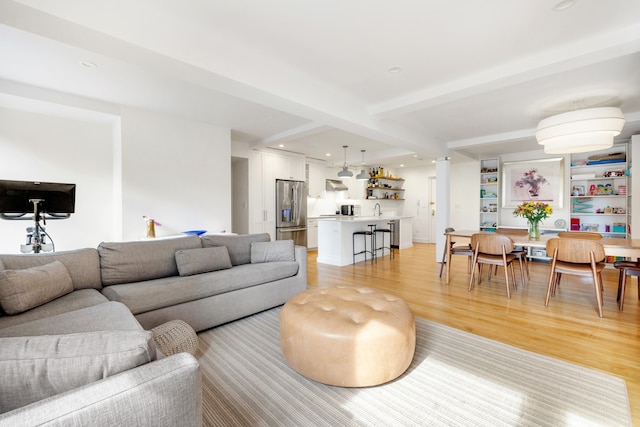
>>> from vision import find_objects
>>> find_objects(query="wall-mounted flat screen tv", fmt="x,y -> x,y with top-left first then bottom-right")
0,180 -> 76,216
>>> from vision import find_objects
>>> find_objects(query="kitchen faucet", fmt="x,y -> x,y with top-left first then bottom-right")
374,203 -> 381,217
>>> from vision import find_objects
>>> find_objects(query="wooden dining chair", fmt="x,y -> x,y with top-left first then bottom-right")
558,231 -> 603,240
469,233 -> 517,299
439,227 -> 473,278
615,262 -> 640,311
495,228 -> 529,285
544,238 -> 606,317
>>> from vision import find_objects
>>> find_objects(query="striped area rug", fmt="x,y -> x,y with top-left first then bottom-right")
196,308 -> 631,426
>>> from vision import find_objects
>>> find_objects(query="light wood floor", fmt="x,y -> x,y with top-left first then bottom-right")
307,243 -> 640,424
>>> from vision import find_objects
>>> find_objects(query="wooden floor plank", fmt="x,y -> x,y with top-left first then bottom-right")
307,243 -> 640,424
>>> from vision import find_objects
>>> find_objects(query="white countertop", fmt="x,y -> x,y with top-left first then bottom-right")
315,215 -> 411,221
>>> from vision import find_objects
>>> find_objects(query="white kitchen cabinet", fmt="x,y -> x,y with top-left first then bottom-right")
307,218 -> 318,249
249,150 -> 276,239
307,161 -> 326,198
399,218 -> 413,249
275,153 -> 305,181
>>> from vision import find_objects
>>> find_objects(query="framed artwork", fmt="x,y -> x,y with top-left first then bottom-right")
502,158 -> 564,208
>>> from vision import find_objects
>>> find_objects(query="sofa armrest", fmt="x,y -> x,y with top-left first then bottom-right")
294,245 -> 307,279
0,353 -> 201,427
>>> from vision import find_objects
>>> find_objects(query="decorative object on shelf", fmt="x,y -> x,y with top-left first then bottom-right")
502,158 -> 564,208
356,150 -> 369,180
337,145 -> 353,178
554,219 -> 566,229
513,201 -> 553,240
535,106 -> 625,154
143,216 -> 161,238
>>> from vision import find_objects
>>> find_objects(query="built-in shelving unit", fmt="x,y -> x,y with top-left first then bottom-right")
366,177 -> 405,200
570,143 -> 630,239
480,158 -> 499,231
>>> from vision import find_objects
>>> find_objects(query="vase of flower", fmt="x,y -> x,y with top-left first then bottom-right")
528,220 -> 540,240
514,201 -> 552,241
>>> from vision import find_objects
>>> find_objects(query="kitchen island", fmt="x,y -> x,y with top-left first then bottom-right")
316,216 -> 413,266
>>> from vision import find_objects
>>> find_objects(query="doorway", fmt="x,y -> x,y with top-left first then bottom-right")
231,156 -> 249,234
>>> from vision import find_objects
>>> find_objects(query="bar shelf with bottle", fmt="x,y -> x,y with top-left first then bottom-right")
366,166 -> 405,200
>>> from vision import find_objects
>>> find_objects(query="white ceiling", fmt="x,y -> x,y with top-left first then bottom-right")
1,0 -> 640,168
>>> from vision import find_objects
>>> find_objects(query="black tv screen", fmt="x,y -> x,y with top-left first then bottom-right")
0,180 -> 76,215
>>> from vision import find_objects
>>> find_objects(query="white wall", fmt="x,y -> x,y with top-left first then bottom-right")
0,106 -> 232,253
119,108 -> 231,240
0,108 -> 116,252
450,157 -> 479,231
397,165 -> 435,242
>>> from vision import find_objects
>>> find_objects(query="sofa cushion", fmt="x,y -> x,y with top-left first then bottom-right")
175,247 -> 232,276
0,301 -> 142,338
201,233 -> 270,266
251,240 -> 295,263
98,235 -> 202,286
101,261 -> 299,315
0,289 -> 108,331
0,330 -> 156,413
0,248 -> 102,290
0,261 -> 74,315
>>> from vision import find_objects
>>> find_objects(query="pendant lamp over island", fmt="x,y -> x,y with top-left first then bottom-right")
356,150 -> 369,180
337,145 -> 353,178
535,106 -> 625,154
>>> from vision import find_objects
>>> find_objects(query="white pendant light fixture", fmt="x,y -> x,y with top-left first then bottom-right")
356,150 -> 369,180
535,107 -> 625,154
337,145 -> 353,178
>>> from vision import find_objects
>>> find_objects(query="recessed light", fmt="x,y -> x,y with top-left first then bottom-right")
79,60 -> 97,69
278,144 -> 284,148
400,164 -> 405,167
388,66 -> 402,74
325,153 -> 331,157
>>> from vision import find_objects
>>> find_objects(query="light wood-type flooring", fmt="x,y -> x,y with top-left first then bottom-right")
307,243 -> 640,424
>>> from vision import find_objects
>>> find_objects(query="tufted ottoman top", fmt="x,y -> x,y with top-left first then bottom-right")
280,286 -> 416,387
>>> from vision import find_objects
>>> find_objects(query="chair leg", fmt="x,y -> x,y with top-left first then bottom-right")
545,261 -> 558,308
619,271 -> 628,311
517,256 -> 526,287
594,271 -> 604,318
439,244 -> 447,278
503,262 -> 511,299
616,269 -> 624,301
468,256 -> 479,292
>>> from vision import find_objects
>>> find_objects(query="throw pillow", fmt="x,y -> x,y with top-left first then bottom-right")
0,261 -> 74,315
251,240 -> 295,263
0,330 -> 155,413
201,233 -> 270,265
175,246 -> 232,276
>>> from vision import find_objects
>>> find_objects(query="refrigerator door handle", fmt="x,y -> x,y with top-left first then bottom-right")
281,227 -> 307,232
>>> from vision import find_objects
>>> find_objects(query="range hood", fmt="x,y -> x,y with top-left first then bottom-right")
326,179 -> 348,191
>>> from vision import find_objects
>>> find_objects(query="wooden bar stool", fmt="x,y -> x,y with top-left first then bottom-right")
353,224 -> 376,264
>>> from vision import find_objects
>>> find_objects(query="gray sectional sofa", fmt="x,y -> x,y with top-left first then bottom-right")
0,233 -> 307,426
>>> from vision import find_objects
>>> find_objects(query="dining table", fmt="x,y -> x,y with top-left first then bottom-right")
443,229 -> 640,284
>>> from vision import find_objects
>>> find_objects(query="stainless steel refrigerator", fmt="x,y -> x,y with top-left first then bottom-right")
276,179 -> 307,247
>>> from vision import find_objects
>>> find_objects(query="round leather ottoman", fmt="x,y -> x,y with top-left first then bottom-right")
280,286 -> 416,387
